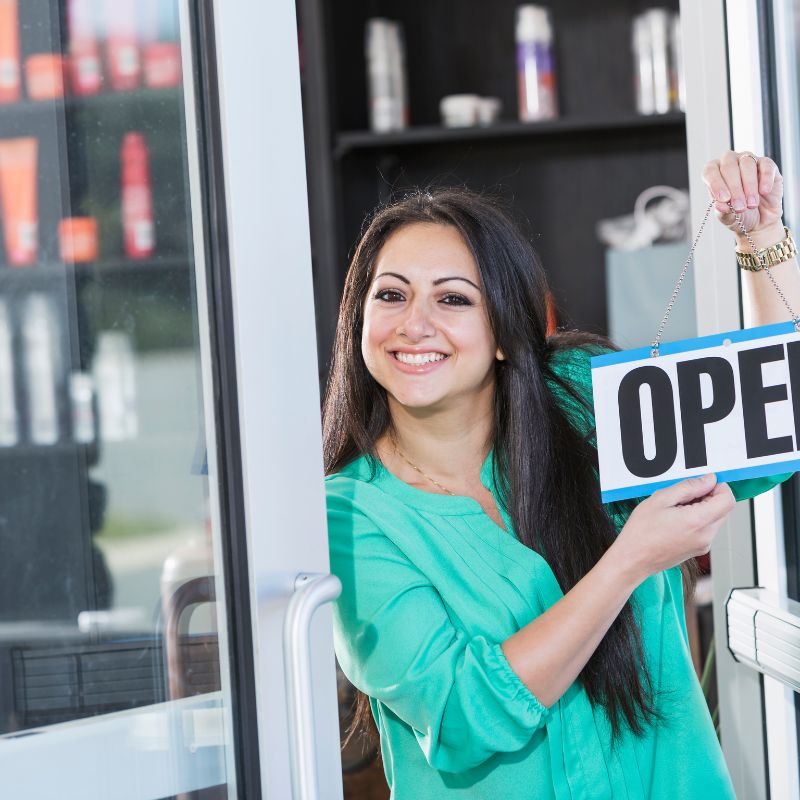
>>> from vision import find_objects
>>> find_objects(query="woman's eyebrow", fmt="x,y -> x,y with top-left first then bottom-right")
373,272 -> 481,292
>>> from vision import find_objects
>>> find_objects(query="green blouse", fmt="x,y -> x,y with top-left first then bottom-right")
326,346 -> 791,799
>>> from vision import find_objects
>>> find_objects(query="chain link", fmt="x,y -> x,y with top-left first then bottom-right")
651,199 -> 800,357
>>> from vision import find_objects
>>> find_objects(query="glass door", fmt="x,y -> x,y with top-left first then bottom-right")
0,0 -> 344,796
723,1 -> 800,796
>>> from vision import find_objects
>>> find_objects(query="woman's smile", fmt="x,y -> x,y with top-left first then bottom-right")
389,348 -> 451,373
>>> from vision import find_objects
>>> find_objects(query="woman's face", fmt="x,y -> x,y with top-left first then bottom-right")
361,222 -> 503,412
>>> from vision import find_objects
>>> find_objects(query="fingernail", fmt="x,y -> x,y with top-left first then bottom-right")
748,194 -> 758,206
733,198 -> 746,211
718,190 -> 731,201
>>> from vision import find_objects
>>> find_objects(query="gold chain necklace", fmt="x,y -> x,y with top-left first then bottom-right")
390,435 -> 456,496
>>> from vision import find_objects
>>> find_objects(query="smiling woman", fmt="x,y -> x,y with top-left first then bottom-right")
322,185 -> 790,799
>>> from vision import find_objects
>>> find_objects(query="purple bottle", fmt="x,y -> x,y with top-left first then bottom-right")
516,5 -> 558,121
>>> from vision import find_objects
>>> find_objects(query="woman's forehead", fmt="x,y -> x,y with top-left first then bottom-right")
374,222 -> 479,280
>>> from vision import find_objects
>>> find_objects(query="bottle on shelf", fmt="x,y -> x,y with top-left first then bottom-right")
365,18 -> 408,132
93,331 -> 137,442
121,132 -> 155,259
0,0 -> 21,103
69,371 -> 95,444
670,13 -> 685,112
25,54 -> 67,101
516,5 -> 558,122
67,0 -> 103,96
59,216 -> 99,263
0,298 -> 18,446
632,9 -> 672,115
104,0 -> 141,92
0,137 -> 38,267
22,293 -> 59,445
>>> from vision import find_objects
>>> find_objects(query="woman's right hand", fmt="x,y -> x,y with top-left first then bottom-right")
614,474 -> 736,581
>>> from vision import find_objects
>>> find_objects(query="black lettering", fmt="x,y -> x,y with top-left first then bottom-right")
738,344 -> 794,458
618,366 -> 677,477
677,357 -> 736,468
787,340 -> 800,449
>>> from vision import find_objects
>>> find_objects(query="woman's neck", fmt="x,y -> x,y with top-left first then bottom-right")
380,394 -> 494,486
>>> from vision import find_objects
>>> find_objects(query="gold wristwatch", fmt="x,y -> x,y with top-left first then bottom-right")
736,226 -> 797,271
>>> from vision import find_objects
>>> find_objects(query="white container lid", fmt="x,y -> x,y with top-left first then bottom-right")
516,5 -> 552,43
440,94 -> 481,126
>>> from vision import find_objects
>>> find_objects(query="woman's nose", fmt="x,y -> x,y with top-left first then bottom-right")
396,299 -> 435,340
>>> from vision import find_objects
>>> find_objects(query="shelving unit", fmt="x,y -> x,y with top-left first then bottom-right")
334,111 -> 686,156
0,2 -> 192,636
298,0 -> 686,380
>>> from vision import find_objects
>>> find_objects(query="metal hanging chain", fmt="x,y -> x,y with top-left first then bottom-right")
650,199 -> 800,358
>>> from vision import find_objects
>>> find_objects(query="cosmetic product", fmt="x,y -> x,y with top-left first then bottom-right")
365,18 -> 407,132
143,42 -> 182,89
440,94 -> 482,127
670,12 -> 685,112
25,54 -> 66,101
632,9 -> 671,115
67,0 -> 102,96
59,216 -> 98,262
93,331 -> 137,441
69,371 -> 95,444
104,0 -> 140,91
477,97 -> 502,125
0,297 -> 18,445
516,5 -> 558,122
22,293 -> 59,445
121,132 -> 155,259
0,0 -> 20,103
0,137 -> 38,266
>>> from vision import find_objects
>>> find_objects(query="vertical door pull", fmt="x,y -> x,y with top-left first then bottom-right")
283,572 -> 342,800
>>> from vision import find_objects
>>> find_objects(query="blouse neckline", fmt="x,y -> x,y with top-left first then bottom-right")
354,448 -> 505,518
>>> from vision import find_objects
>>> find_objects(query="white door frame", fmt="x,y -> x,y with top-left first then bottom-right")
211,0 -> 343,798
682,1 -> 799,798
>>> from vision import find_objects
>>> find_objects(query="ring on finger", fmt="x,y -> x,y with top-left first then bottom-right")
738,151 -> 759,167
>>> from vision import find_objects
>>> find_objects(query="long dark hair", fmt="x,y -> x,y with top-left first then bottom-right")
322,187 -> 699,755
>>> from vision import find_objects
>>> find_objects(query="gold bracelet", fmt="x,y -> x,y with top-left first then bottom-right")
736,226 -> 797,271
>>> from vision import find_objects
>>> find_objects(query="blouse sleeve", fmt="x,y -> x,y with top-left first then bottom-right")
326,489 -> 551,774
548,344 -> 796,502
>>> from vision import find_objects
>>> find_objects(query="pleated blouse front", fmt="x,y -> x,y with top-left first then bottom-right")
325,347 -> 786,799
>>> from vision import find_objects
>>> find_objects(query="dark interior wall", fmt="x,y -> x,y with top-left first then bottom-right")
329,0 -> 681,130
299,0 -> 687,376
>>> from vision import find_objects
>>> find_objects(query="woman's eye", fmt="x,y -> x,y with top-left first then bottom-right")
441,293 -> 472,306
374,289 -> 405,302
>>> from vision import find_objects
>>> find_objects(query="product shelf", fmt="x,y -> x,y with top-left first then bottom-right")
0,255 -> 189,288
0,441 -> 96,461
333,111 -> 686,158
0,87 -> 182,120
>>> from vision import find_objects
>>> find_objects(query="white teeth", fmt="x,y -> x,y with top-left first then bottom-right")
394,352 -> 448,365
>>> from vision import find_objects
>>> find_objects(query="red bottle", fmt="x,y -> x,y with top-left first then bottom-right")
68,0 -> 102,96
120,133 -> 154,259
104,0 -> 140,91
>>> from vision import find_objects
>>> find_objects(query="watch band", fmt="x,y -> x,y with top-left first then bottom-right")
736,226 -> 797,271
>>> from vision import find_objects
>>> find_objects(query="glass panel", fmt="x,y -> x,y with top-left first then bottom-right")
0,1 -> 238,797
766,0 -> 800,787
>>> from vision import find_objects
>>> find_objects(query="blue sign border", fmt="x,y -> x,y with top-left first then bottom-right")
590,320 -> 797,369
591,320 -> 800,502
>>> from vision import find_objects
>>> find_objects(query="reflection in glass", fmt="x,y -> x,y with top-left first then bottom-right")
0,1 -> 235,797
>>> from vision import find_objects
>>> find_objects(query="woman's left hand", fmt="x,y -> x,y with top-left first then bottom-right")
701,150 -> 784,245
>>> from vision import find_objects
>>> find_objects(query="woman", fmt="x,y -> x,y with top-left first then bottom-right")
323,151 -> 798,799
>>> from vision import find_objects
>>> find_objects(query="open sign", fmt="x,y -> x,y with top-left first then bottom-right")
591,321 -> 800,502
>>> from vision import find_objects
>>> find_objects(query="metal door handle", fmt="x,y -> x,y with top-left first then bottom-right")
283,572 -> 342,800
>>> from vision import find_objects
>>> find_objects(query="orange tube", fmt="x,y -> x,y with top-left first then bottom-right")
0,138 -> 38,266
0,0 -> 21,103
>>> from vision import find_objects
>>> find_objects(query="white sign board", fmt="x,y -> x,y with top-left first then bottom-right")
591,321 -> 800,502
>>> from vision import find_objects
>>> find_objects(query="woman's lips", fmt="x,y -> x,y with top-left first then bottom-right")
388,351 -> 450,374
